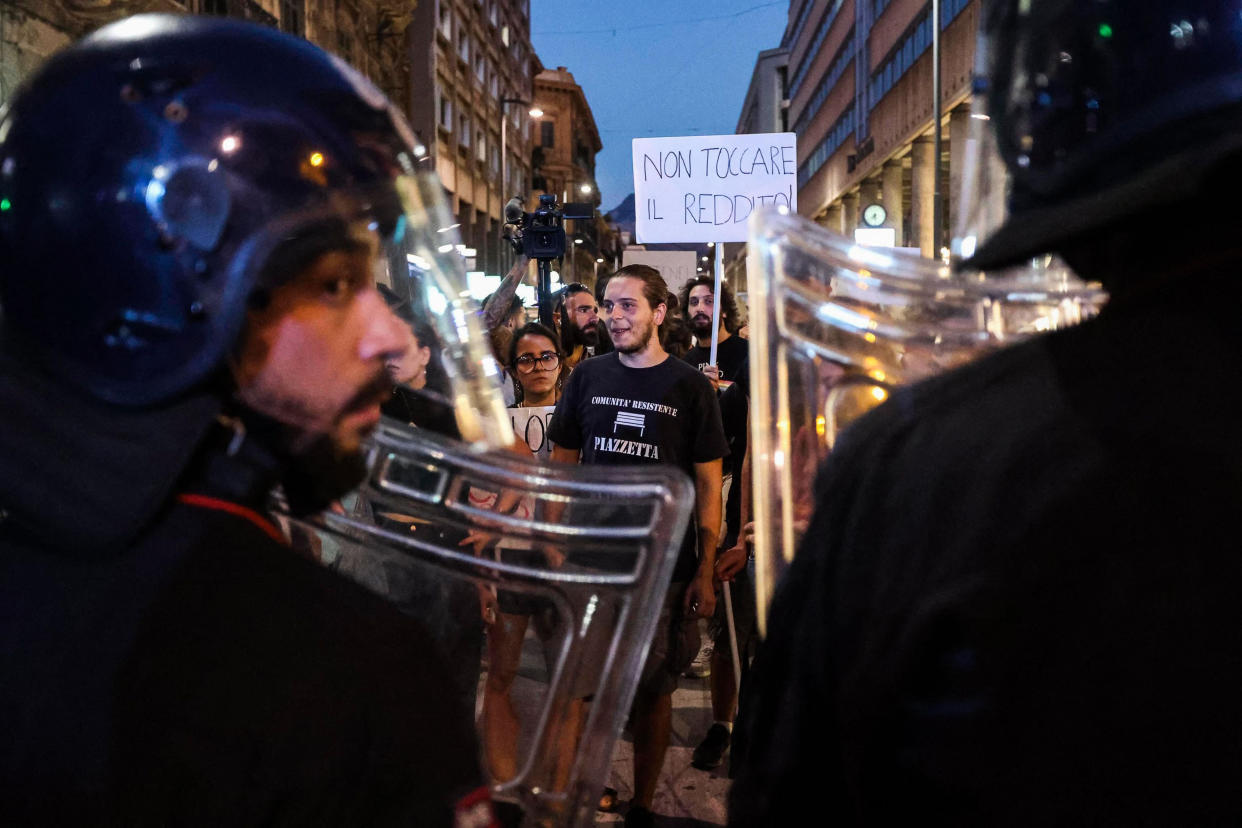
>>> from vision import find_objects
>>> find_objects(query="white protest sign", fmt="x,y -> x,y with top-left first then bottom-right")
621,248 -> 698,299
632,132 -> 797,244
509,405 -> 556,460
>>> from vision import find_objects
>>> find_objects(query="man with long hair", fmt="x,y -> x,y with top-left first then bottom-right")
548,265 -> 727,827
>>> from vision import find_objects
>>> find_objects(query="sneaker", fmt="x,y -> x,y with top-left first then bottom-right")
691,723 -> 731,770
685,641 -> 712,678
624,805 -> 655,828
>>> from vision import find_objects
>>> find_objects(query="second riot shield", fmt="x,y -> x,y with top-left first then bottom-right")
746,207 -> 1105,634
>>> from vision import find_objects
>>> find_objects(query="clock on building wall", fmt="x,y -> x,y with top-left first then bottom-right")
862,203 -> 887,227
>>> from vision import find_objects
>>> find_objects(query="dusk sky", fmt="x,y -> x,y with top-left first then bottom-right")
530,1 -> 790,215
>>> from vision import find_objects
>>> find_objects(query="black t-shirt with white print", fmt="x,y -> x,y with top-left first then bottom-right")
548,352 -> 728,581
683,333 -> 748,383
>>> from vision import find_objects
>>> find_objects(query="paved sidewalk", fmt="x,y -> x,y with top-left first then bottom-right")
595,670 -> 731,827
476,615 -> 733,827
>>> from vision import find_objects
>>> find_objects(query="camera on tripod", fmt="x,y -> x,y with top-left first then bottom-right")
504,194 -> 594,261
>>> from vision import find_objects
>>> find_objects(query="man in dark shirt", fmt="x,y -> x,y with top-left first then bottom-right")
679,276 -> 748,386
559,281 -> 613,371
678,276 -> 751,770
549,265 -> 727,828
730,2 -> 1242,825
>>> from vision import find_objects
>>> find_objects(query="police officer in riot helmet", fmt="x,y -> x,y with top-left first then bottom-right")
731,2 -> 1242,825
0,16 -> 491,824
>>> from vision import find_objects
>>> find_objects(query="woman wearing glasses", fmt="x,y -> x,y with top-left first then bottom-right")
479,322 -> 568,783
508,323 -> 564,409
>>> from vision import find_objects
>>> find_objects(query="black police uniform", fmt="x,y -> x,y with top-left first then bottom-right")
729,274 -> 1242,826
0,366 -> 487,826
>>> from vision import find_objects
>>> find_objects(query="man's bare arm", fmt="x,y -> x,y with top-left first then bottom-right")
716,448 -> 752,582
686,457 -> 723,618
481,254 -> 530,330
540,445 -> 580,528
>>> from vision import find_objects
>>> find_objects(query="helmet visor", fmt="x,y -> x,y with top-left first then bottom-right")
241,172 -> 512,449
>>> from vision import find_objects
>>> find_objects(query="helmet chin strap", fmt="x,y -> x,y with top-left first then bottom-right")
218,406 -> 368,517
280,433 -> 368,517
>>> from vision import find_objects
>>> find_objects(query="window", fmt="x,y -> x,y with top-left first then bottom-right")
337,30 -> 354,64
477,130 -> 486,161
458,30 -> 469,62
541,121 -> 555,148
792,26 -> 855,138
784,0 -> 814,49
489,69 -> 499,97
279,0 -> 304,35
787,0 -> 846,98
475,52 -> 486,84
438,4 -> 452,39
797,107 -> 855,187
501,24 -> 510,46
439,93 -> 453,130
460,114 -> 471,147
489,2 -> 499,27
867,0 -> 969,112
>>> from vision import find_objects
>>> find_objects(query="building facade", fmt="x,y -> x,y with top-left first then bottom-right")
1,0 -> 539,281
726,45 -> 791,296
407,0 -> 538,279
786,0 -> 978,257
530,64 -> 614,288
0,1 -> 412,110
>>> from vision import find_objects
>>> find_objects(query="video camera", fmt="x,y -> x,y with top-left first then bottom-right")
504,194 -> 594,261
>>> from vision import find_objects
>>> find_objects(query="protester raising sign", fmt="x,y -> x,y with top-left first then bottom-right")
632,133 -> 797,244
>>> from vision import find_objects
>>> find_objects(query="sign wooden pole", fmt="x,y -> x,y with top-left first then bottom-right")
710,244 -> 724,366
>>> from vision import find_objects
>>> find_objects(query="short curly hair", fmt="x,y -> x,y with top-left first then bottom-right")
678,276 -> 740,334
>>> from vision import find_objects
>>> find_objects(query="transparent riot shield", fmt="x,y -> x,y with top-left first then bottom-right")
273,421 -> 692,828
746,207 -> 1106,635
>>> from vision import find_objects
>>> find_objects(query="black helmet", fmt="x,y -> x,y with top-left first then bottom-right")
966,0 -> 1242,270
0,14 -> 428,406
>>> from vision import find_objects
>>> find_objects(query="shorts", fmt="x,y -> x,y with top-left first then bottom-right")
709,560 -> 758,663
493,547 -> 556,617
637,582 -> 701,697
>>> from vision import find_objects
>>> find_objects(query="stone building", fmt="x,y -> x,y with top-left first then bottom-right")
1,0 -> 541,282
785,0 -> 978,257
407,0 -> 538,279
725,45 -> 791,295
1,1 -> 413,117
530,64 -> 615,288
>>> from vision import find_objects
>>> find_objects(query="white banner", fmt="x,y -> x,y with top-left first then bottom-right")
509,405 -> 556,460
620,248 -> 698,299
632,132 -> 797,244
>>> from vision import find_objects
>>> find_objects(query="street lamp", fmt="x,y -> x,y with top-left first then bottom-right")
500,98 -> 541,204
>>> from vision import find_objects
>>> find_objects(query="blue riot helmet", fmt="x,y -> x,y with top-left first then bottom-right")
0,14 -> 507,444
962,0 -> 1242,271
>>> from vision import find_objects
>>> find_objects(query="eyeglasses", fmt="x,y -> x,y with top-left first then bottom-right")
514,351 -> 560,372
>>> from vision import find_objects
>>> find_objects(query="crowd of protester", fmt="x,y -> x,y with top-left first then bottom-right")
12,6 -> 1242,827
